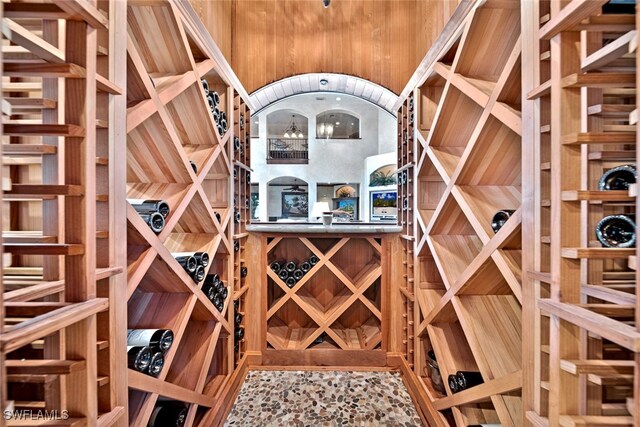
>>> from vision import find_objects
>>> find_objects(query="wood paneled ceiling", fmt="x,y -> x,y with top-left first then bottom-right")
232,0 -> 459,95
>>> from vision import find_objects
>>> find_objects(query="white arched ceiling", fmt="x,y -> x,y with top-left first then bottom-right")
249,73 -> 399,116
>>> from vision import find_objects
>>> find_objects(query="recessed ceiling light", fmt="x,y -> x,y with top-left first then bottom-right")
336,122 -> 340,125
320,79 -> 329,86
254,121 -> 259,124
336,97 -> 341,101
351,122 -> 354,125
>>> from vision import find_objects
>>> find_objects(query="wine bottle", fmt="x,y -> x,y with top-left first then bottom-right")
239,114 -> 245,130
285,276 -> 297,288
127,329 -> 174,353
127,346 -> 152,372
217,123 -> 224,136
212,294 -> 222,309
147,351 -> 164,377
403,196 -> 409,210
402,171 -> 408,184
219,285 -> 228,300
309,255 -> 319,265
595,214 -> 636,248
189,160 -> 197,174
234,211 -> 241,223
278,269 -> 289,281
212,90 -> 220,105
201,78 -> 209,94
192,264 -> 205,282
173,255 -> 197,273
148,401 -> 188,427
403,131 -> 408,145
491,209 -> 515,234
212,106 -> 220,123
235,311 -> 244,325
456,371 -> 484,390
300,261 -> 311,273
139,212 -> 165,234
214,211 -> 221,223
128,199 -> 170,218
409,96 -> 414,112
172,252 -> 209,267
293,269 -> 304,281
206,273 -> 220,285
285,261 -> 297,272
234,136 -> 241,151
235,327 -> 245,342
245,198 -> 250,209
240,266 -> 248,278
246,173 -> 251,183
201,282 -> 216,300
427,350 -> 437,362
207,95 -> 215,111
447,374 -> 460,394
234,240 -> 240,252
313,334 -> 324,345
598,164 -> 636,191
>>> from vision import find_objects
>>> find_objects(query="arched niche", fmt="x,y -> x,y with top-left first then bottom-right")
315,110 -> 360,139
369,164 -> 397,187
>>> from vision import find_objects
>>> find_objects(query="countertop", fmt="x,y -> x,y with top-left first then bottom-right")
245,222 -> 402,234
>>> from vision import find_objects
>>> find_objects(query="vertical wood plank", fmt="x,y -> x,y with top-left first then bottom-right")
110,0 -> 129,424
521,0 -> 540,424
548,29 -> 582,425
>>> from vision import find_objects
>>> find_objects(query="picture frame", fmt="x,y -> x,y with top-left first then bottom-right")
281,192 -> 309,217
333,197 -> 359,220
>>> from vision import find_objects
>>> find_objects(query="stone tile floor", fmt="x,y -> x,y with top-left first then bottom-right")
224,370 -> 423,426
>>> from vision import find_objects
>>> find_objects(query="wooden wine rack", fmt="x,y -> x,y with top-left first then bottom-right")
396,1 -> 524,425
522,1 -> 639,426
259,234 -> 385,365
124,1 -> 252,426
397,94 -> 417,368
232,91 -> 251,367
0,0 -> 128,423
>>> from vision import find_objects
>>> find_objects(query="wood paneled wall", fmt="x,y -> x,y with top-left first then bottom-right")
193,0 -> 460,95
189,0 -> 233,60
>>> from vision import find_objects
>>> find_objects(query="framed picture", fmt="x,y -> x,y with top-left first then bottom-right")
333,197 -> 359,220
281,192 -> 308,218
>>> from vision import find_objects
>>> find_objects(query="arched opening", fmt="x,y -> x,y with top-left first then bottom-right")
316,110 -> 360,139
266,110 -> 310,164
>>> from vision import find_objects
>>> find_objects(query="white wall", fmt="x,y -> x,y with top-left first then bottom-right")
251,93 -> 397,221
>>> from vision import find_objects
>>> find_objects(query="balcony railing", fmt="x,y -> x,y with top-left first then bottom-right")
267,138 -> 309,164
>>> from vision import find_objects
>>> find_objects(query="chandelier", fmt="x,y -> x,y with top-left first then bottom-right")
283,115 -> 304,138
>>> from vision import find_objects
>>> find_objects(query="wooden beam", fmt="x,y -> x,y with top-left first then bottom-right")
3,63 -> 86,78
433,370 -> 522,410
538,299 -> 640,352
538,0 -> 609,40
562,132 -> 636,145
582,30 -> 637,71
3,124 -> 84,137
0,299 -> 108,353
2,244 -> 84,256
560,359 -> 635,376
5,359 -> 86,375
1,18 -> 65,63
55,0 -> 109,30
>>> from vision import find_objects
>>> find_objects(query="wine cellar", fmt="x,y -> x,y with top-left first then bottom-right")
0,0 -> 639,426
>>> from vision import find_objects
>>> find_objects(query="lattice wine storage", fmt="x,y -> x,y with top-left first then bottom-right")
125,1 -> 250,425
399,1 -> 524,425
264,236 -> 383,356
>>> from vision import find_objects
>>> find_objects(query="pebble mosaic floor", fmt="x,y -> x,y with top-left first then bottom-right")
224,370 -> 423,426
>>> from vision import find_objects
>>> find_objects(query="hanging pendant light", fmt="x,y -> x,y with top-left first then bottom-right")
283,115 -> 303,139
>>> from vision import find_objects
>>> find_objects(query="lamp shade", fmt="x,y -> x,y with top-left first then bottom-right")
310,202 -> 331,218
